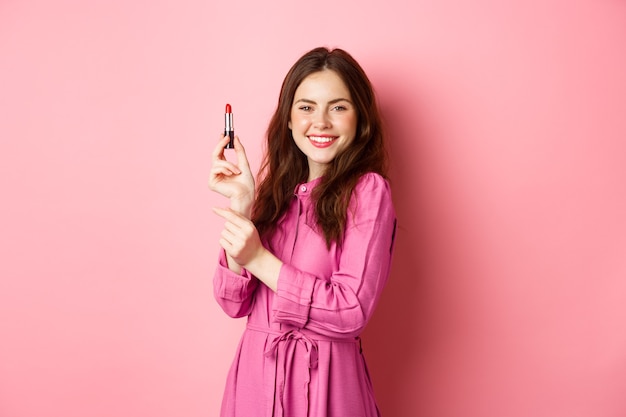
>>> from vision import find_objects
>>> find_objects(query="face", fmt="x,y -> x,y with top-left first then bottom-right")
288,69 -> 358,181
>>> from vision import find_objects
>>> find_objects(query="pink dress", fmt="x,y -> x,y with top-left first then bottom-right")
213,172 -> 396,417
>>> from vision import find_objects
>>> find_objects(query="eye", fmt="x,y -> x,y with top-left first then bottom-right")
299,105 -> 312,111
332,105 -> 348,111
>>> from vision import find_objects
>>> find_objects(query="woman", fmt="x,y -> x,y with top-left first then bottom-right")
209,47 -> 396,417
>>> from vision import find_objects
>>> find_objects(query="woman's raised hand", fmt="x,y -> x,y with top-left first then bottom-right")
209,134 -> 255,218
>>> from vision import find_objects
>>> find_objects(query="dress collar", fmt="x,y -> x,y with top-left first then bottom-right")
294,176 -> 323,196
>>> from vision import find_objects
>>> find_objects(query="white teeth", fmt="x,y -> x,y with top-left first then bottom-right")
309,136 -> 335,143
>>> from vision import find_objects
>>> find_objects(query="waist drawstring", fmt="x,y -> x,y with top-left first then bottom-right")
246,324 -> 359,417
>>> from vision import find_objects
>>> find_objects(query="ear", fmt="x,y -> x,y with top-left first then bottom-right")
288,120 -> 292,130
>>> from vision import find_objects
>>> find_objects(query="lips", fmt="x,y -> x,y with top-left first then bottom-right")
308,135 -> 338,148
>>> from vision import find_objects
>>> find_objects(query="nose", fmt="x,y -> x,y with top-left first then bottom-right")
312,110 -> 331,129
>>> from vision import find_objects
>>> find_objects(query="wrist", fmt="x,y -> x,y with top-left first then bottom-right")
230,198 -> 253,218
243,248 -> 281,292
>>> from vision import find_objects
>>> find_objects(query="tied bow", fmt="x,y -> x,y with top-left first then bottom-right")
264,329 -> 319,417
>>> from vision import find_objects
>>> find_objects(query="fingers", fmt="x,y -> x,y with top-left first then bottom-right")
218,236 -> 234,254
232,136 -> 251,171
212,134 -> 248,172
213,207 -> 255,239
211,134 -> 241,176
219,228 -> 238,250
208,134 -> 255,207
212,207 -> 248,227
213,207 -> 260,265
212,134 -> 230,159
210,159 -> 241,177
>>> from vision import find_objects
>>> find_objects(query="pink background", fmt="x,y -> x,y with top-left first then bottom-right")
1,0 -> 625,416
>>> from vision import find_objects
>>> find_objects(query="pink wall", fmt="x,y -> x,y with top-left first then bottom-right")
1,1 -> 625,416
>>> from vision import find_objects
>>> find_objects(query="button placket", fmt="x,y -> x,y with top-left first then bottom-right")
288,198 -> 302,263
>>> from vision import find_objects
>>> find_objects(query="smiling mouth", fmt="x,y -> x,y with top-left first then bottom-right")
308,136 -> 337,144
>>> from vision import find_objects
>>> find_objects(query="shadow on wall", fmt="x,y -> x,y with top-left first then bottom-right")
362,65 -> 439,416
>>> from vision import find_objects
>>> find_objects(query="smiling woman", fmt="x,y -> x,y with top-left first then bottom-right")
289,70 -> 358,180
208,47 -> 396,417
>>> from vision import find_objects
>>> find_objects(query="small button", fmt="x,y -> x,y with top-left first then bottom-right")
300,185 -> 307,192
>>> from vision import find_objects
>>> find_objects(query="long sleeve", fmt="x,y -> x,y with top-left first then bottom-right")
272,173 -> 396,338
213,249 -> 259,318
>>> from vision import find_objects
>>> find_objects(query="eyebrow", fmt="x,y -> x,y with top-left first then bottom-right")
294,98 -> 353,105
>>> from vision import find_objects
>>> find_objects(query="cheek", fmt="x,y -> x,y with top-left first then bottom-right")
290,114 -> 309,130
340,113 -> 358,134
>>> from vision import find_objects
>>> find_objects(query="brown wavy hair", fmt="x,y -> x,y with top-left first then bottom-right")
252,47 -> 388,247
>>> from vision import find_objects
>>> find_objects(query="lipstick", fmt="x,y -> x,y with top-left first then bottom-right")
224,103 -> 234,149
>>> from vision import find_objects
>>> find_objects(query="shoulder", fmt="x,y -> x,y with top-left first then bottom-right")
349,172 -> 395,218
354,172 -> 392,199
